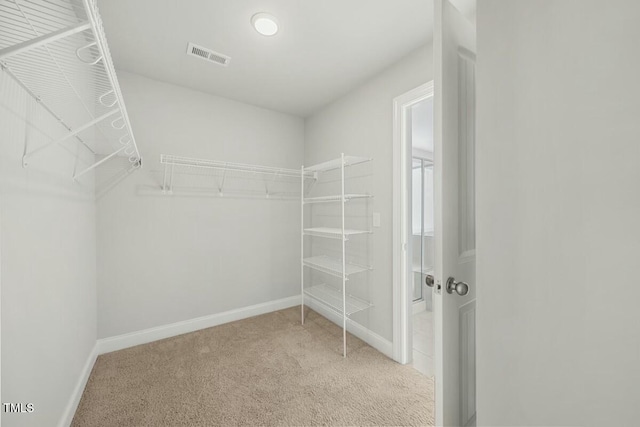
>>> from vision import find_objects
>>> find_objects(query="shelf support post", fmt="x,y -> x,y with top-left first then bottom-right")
73,144 -> 128,180
1,64 -> 96,157
22,108 -> 120,167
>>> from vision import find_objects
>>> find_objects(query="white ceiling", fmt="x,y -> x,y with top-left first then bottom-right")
97,0 -> 430,117
98,0 -> 475,117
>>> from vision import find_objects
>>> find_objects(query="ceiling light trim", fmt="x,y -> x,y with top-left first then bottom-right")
251,12 -> 279,37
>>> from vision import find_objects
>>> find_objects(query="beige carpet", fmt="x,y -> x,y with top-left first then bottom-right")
72,307 -> 434,426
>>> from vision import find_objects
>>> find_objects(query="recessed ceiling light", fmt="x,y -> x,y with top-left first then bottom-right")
251,13 -> 278,36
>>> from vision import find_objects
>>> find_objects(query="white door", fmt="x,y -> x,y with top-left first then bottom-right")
476,1 -> 640,425
433,0 -> 476,425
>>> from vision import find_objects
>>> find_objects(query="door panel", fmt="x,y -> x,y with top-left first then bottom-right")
434,0 -> 476,425
476,1 -> 640,425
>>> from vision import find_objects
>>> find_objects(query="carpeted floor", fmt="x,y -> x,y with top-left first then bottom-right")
72,306 -> 434,426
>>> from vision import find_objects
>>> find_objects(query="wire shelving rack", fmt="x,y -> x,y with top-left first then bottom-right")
160,154 -> 315,199
0,0 -> 141,179
301,153 -> 374,357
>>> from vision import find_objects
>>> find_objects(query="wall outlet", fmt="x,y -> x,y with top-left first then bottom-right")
373,212 -> 381,228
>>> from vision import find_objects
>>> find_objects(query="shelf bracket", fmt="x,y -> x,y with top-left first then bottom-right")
218,164 -> 227,195
0,21 -> 91,61
73,144 -> 129,181
162,163 -> 168,193
168,163 -> 175,193
22,108 -> 120,167
1,61 -> 96,157
265,169 -> 282,198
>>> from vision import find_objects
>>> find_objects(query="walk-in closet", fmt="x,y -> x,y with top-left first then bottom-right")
4,0 -> 639,426
1,0 -> 453,425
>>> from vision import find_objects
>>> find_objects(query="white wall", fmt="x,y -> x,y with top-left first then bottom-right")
97,71 -> 304,339
476,1 -> 640,425
0,71 -> 97,426
304,44 -> 433,341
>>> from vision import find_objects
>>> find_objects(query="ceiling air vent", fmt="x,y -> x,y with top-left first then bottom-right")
186,42 -> 230,66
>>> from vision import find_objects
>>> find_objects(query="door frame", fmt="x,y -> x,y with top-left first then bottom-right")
392,81 -> 434,365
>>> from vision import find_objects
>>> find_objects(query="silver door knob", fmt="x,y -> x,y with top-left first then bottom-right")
425,274 -> 435,287
446,277 -> 469,296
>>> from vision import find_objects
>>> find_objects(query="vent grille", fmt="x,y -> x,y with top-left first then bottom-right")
186,42 -> 230,66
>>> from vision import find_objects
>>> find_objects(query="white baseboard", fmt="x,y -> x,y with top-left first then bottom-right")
58,343 -> 97,427
412,298 -> 427,315
306,297 -> 393,358
97,295 -> 301,355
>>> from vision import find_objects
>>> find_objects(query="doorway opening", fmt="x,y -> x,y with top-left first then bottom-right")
392,81 -> 434,371
410,94 -> 435,375
411,154 -> 435,375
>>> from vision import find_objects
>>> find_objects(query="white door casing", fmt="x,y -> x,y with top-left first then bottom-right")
434,0 -> 476,426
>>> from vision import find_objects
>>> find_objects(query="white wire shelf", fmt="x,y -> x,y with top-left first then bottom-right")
303,255 -> 371,279
304,156 -> 372,173
0,0 -> 142,179
161,155 -> 314,179
304,284 -> 372,316
160,154 -> 312,197
304,227 -> 372,240
303,194 -> 372,204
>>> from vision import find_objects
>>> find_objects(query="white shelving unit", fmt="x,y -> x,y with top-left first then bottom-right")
301,153 -> 373,357
160,154 -> 315,198
0,0 -> 142,179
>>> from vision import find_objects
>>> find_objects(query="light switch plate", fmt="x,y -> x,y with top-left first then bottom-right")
373,212 -> 381,228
